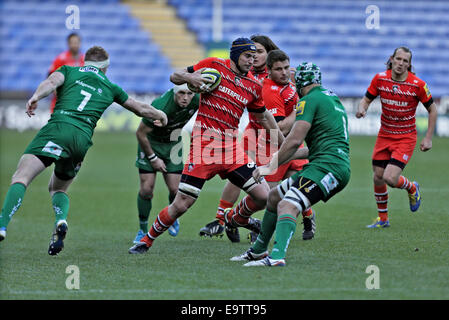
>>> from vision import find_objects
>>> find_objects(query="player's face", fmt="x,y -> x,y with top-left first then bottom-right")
391,49 -> 411,76
269,60 -> 291,85
253,43 -> 268,69
174,90 -> 195,108
68,36 -> 81,55
238,51 -> 256,74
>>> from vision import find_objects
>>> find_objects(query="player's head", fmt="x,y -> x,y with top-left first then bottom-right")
295,62 -> 322,97
67,33 -> 81,55
173,84 -> 195,108
267,50 -> 290,85
387,46 -> 413,75
230,37 -> 257,75
250,35 -> 279,70
84,46 -> 110,73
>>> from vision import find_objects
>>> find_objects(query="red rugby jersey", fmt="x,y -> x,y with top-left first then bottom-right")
258,78 -> 299,159
188,57 -> 265,147
248,66 -> 269,130
366,69 -> 433,136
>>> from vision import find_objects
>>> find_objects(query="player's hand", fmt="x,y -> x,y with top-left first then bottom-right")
188,68 -> 214,92
253,165 -> 273,183
151,158 -> 167,173
420,137 -> 432,152
26,95 -> 39,117
153,111 -> 168,127
355,106 -> 366,119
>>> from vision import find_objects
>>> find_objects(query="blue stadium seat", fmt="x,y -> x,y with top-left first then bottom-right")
168,0 -> 449,97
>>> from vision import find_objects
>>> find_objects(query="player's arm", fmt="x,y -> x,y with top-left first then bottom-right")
136,121 -> 167,172
121,97 -> 168,127
277,111 -> 296,136
420,102 -> 437,152
253,120 -> 310,182
170,68 -> 214,92
26,71 -> 65,117
355,95 -> 374,118
252,110 -> 285,145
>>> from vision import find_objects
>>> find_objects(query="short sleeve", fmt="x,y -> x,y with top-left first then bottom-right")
418,81 -> 433,108
187,57 -> 217,73
262,85 -> 285,118
295,96 -> 315,124
112,83 -> 129,105
366,73 -> 379,98
54,65 -> 69,77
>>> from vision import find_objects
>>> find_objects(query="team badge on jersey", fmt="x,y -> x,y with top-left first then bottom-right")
234,76 -> 241,86
392,85 -> 399,94
296,100 -> 306,116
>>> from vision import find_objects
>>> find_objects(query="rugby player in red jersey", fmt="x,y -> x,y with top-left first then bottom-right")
199,35 -> 279,242
356,46 -> 437,228
129,37 -> 284,254
48,33 -> 84,113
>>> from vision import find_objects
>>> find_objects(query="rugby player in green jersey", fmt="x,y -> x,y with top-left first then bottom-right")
0,46 -> 167,255
133,84 -> 199,243
231,62 -> 351,267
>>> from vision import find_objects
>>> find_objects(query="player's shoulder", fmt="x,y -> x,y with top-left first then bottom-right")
243,71 -> 263,90
407,72 -> 427,86
374,70 -> 389,79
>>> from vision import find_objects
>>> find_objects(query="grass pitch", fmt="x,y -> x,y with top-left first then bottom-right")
1,129 -> 449,300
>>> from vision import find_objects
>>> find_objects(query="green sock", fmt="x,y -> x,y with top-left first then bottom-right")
252,209 -> 278,254
0,183 -> 27,229
168,193 -> 176,204
52,192 -> 69,225
270,214 -> 297,260
137,193 -> 152,233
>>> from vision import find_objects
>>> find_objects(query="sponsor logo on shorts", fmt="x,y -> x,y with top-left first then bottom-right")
188,163 -> 195,172
42,141 -> 63,157
320,172 -> 339,194
403,154 -> 409,161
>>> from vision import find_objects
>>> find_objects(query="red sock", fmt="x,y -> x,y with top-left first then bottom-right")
395,176 -> 416,194
302,208 -> 313,218
227,196 -> 264,226
374,184 -> 388,221
141,206 -> 176,247
216,199 -> 234,225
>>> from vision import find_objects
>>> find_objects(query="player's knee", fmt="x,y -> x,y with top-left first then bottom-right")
171,194 -> 193,214
267,188 -> 281,208
139,186 -> 154,199
277,199 -> 300,217
383,173 -> 398,187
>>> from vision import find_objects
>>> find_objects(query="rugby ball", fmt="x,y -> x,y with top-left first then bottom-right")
187,68 -> 221,93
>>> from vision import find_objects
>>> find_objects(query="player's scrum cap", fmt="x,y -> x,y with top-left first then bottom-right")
230,37 -> 256,66
295,62 -> 322,90
173,83 -> 191,94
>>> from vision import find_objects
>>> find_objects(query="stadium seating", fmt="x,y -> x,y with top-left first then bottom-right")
168,0 -> 449,97
0,0 -> 174,94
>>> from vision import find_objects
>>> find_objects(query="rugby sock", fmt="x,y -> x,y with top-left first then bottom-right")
0,183 -> 26,229
52,192 -> 69,225
227,196 -> 263,226
395,176 -> 416,194
302,208 -> 313,218
137,193 -> 152,233
141,206 -> 176,247
168,193 -> 176,204
270,214 -> 297,260
216,199 -> 234,225
252,209 -> 277,254
374,184 -> 388,221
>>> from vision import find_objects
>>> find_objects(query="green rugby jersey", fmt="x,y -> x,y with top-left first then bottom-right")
51,65 -> 129,137
295,86 -> 350,168
142,88 -> 199,142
